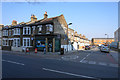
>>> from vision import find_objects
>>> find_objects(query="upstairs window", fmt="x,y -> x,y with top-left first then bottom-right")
9,30 -> 12,36
23,27 -> 31,35
14,28 -> 20,35
3,30 -> 8,36
38,25 -> 42,34
46,24 -> 53,34
32,26 -> 36,34
2,38 -> 8,46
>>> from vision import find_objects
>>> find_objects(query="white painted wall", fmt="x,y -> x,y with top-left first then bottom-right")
73,42 -> 77,50
11,47 -> 22,52
61,44 -> 73,52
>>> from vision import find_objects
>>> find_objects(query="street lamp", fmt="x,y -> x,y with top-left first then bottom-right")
105,34 -> 109,44
67,23 -> 72,52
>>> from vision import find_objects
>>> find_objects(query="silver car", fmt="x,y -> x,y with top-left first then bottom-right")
100,45 -> 110,53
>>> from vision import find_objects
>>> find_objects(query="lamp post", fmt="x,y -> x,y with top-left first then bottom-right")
67,23 -> 72,52
105,34 -> 109,44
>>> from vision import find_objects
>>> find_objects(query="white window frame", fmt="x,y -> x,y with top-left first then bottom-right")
3,30 -> 8,36
23,38 -> 30,47
14,28 -> 20,35
2,38 -> 9,46
23,27 -> 31,35
38,25 -> 42,34
32,26 -> 36,34
46,24 -> 53,33
13,38 -> 20,47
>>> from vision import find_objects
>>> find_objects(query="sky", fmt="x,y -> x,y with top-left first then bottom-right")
2,2 -> 118,40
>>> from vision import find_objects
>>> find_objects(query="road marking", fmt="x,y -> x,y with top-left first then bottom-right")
43,68 -> 98,79
88,61 -> 96,64
61,55 -> 79,60
98,62 -> 107,66
2,59 -> 25,66
80,54 -> 90,62
80,60 -> 88,63
109,63 -> 118,67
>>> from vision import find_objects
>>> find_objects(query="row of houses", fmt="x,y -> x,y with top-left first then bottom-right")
0,12 -> 90,52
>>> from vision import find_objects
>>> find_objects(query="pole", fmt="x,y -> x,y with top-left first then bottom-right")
67,25 -> 68,52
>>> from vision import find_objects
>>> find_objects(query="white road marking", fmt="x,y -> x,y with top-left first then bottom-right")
80,60 -> 88,63
80,54 -> 90,62
43,68 -> 98,79
61,55 -> 79,60
98,62 -> 107,66
2,59 -> 25,66
88,61 -> 96,64
109,63 -> 118,67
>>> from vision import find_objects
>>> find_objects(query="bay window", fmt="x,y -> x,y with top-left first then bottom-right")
38,25 -> 42,34
3,30 -> 8,36
13,38 -> 20,47
46,24 -> 53,34
23,38 -> 30,47
14,28 -> 20,35
23,27 -> 31,35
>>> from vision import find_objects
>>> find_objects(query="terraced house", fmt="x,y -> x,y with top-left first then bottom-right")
2,12 -> 90,52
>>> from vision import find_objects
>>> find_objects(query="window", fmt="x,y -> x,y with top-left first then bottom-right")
2,38 -> 8,46
9,30 -> 11,36
0,39 -> 1,46
99,42 -> 101,43
3,30 -> 8,36
46,24 -> 53,34
12,29 -> 14,36
14,28 -> 20,35
23,27 -> 31,35
38,25 -> 42,34
23,38 -> 30,47
63,27 -> 67,34
13,38 -> 20,47
32,26 -> 36,34
95,42 -> 97,43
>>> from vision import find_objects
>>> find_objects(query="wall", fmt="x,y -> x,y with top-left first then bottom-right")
11,47 -> 23,52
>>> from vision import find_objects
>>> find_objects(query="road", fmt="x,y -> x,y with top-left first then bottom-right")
2,48 -> 119,80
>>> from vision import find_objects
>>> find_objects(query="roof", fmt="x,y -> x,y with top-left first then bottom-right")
25,15 -> 61,26
92,38 -> 114,39
3,14 -> 63,29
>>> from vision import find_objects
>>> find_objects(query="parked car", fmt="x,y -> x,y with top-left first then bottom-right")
85,46 -> 90,50
100,45 -> 110,53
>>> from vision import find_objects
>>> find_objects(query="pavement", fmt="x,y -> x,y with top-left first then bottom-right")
109,50 -> 118,62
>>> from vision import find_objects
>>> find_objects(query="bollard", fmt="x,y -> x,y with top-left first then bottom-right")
44,48 -> 46,54
26,47 -> 30,54
35,48 -> 37,53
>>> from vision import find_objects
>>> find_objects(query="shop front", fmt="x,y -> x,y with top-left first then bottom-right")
35,34 -> 61,52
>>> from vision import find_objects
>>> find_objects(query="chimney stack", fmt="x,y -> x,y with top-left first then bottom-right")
0,24 -> 4,30
12,20 -> 17,26
44,11 -> 48,19
31,14 -> 37,21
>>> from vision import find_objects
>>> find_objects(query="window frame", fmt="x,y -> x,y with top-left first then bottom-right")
23,38 -> 30,47
23,27 -> 31,35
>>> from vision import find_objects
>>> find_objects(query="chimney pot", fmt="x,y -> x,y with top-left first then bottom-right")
44,11 -> 48,19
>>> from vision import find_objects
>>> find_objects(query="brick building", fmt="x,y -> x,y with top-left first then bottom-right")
91,38 -> 114,46
2,12 -> 90,52
2,12 -> 73,52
